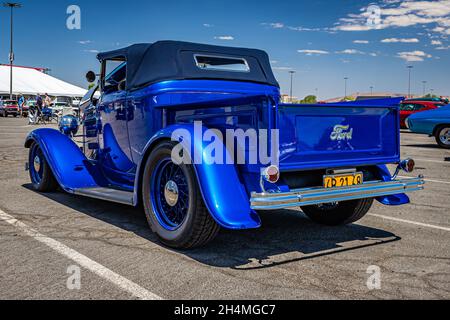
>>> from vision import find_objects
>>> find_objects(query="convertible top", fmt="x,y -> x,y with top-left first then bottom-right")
97,41 -> 279,90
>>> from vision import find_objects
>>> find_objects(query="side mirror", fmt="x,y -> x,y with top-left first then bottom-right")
86,71 -> 97,83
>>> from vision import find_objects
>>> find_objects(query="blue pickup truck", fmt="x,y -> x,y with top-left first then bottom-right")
25,41 -> 424,249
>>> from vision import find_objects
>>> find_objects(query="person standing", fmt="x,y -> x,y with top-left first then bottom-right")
29,93 -> 43,125
44,93 -> 52,108
18,94 -> 25,117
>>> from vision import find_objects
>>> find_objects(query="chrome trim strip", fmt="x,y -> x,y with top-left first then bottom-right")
250,177 -> 424,210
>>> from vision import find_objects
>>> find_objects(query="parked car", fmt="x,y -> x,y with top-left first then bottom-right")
404,97 -> 449,105
24,41 -> 424,249
406,105 -> 450,149
52,96 -> 73,105
71,97 -> 81,107
50,101 -> 76,117
400,101 -> 439,129
0,100 -> 20,117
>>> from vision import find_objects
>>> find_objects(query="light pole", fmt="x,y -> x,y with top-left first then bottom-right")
370,86 -> 374,96
289,71 -> 296,103
344,77 -> 349,98
422,81 -> 427,96
315,88 -> 318,100
3,2 -> 22,100
407,65 -> 413,99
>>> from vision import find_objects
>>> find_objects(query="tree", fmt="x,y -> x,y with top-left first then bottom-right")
341,96 -> 356,102
299,95 -> 317,104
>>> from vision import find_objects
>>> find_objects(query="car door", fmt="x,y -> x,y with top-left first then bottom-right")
97,60 -> 135,187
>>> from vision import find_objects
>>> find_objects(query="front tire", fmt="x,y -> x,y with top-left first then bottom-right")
435,125 -> 450,149
301,198 -> 374,226
142,141 -> 220,249
28,143 -> 59,192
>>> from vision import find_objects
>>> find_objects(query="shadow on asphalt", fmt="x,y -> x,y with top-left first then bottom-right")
24,184 -> 400,270
403,143 -> 441,149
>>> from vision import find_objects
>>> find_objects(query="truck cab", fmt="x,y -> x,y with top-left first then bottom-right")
25,41 -> 424,249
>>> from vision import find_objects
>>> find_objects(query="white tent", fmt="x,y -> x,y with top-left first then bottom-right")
0,65 -> 88,97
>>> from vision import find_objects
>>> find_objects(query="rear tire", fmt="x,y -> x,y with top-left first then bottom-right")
301,198 -> 374,226
28,143 -> 59,192
435,125 -> 450,149
142,141 -> 220,249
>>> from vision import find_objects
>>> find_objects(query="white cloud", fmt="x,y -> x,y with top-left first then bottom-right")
214,36 -> 234,40
431,40 -> 443,45
381,38 -> 420,43
272,66 -> 293,70
353,40 -> 369,44
334,0 -> 450,35
270,22 -> 284,29
336,49 -> 365,54
287,26 -> 325,32
397,50 -> 432,62
261,22 -> 285,29
297,49 -> 329,55
78,40 -> 92,45
203,23 -> 214,27
84,49 -> 99,53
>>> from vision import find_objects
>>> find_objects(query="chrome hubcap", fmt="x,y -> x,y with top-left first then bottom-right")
33,155 -> 41,173
164,180 -> 179,207
440,128 -> 450,145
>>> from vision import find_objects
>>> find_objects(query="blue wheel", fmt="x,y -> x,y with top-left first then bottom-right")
28,143 -> 58,192
151,158 -> 190,231
142,141 -> 220,249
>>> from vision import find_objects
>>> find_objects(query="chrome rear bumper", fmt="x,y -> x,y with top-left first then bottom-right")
250,177 -> 424,211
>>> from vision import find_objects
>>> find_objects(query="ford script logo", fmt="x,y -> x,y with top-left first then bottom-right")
330,125 -> 353,141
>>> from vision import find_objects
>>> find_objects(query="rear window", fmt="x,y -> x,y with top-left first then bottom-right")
194,54 -> 250,72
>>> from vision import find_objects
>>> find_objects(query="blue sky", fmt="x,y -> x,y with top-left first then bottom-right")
0,0 -> 449,98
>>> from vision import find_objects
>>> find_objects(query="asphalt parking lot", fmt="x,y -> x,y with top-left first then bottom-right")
0,117 -> 449,300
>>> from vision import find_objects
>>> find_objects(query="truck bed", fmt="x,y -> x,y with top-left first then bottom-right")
278,100 -> 401,171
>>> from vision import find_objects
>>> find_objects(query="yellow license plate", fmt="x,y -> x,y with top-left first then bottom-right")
324,172 -> 363,188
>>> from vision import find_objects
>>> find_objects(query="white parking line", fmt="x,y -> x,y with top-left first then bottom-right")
398,176 -> 450,185
369,214 -> 450,232
0,209 -> 163,300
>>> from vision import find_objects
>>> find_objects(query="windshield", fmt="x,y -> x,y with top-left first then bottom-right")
5,101 -> 18,105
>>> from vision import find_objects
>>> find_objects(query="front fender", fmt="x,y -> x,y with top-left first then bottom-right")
135,124 -> 261,230
25,128 -> 106,192
375,164 -> 410,206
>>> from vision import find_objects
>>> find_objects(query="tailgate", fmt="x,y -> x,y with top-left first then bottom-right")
278,104 -> 400,170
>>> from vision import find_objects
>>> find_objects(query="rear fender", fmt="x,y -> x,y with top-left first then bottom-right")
134,124 -> 261,230
25,128 -> 107,192
375,164 -> 410,206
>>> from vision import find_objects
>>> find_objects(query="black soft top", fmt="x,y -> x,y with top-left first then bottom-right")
97,41 -> 279,90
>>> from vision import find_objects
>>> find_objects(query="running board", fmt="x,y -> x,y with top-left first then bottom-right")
73,187 -> 134,206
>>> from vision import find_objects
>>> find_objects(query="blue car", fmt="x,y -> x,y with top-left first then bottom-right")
406,105 -> 450,149
24,41 -> 424,249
